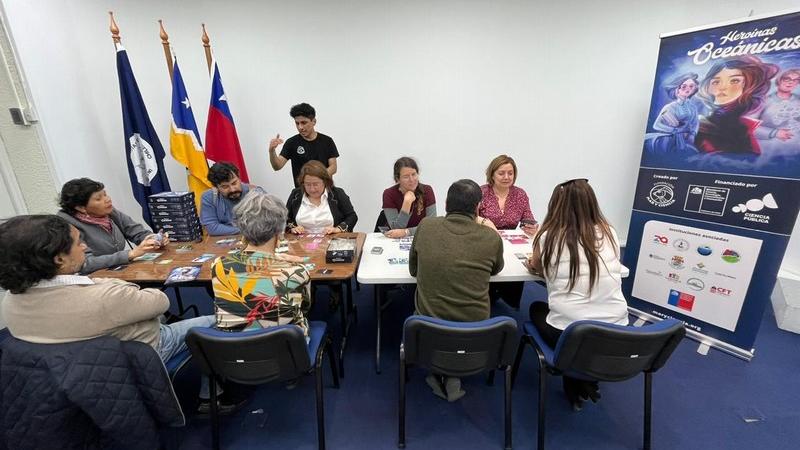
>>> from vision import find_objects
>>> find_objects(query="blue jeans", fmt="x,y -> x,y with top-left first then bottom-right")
158,315 -> 216,362
158,315 -> 216,399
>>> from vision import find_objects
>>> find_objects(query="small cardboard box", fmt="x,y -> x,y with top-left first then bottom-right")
148,191 -> 195,203
148,202 -> 196,212
772,276 -> 800,334
152,215 -> 198,226
169,232 -> 203,242
326,238 -> 356,263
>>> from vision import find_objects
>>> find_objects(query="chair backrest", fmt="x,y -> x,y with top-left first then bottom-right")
553,319 -> 685,382
403,315 -> 518,377
374,210 -> 389,232
186,325 -> 311,385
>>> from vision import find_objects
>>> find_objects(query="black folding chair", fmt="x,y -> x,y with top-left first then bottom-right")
399,315 -> 518,450
186,322 -> 340,450
511,303 -> 685,450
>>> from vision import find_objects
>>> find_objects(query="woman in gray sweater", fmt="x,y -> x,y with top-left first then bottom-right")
56,178 -> 166,273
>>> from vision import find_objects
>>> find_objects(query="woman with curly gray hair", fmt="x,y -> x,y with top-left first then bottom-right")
210,192 -> 312,337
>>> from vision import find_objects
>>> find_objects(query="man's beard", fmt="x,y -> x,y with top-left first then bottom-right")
225,191 -> 243,202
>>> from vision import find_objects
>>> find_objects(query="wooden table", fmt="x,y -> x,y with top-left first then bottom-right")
92,232 -> 365,284
93,232 -> 365,377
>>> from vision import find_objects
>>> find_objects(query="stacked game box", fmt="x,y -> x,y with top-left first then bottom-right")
147,192 -> 203,242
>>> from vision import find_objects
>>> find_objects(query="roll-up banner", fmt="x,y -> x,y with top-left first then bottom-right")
624,9 -> 800,360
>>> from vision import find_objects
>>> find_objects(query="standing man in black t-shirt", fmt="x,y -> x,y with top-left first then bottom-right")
267,103 -> 339,187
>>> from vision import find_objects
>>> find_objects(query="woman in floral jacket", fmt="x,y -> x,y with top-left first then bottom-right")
211,192 -> 311,338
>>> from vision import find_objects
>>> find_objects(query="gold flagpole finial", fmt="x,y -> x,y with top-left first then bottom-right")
158,19 -> 169,45
201,23 -> 213,74
201,23 -> 210,47
109,11 -> 121,44
158,19 -> 174,81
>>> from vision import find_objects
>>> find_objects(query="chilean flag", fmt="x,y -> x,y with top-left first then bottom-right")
204,62 -> 249,182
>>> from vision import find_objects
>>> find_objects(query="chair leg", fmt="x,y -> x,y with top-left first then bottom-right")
537,362 -> 547,450
644,372 -> 652,450
326,337 -> 341,389
210,375 -> 220,450
504,366 -> 513,450
169,286 -> 200,318
316,363 -> 326,450
510,335 -> 528,389
398,353 -> 406,448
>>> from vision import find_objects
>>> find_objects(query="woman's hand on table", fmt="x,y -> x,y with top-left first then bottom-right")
290,225 -> 306,235
323,226 -> 341,235
384,228 -> 409,239
521,223 -> 539,237
128,238 -> 160,260
524,258 -> 543,276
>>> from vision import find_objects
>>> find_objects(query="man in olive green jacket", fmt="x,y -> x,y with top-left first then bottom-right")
409,179 -> 504,401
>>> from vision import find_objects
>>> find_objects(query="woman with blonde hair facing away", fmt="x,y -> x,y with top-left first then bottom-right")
527,178 -> 628,411
211,192 -> 312,338
381,157 -> 436,238
477,154 -> 538,309
285,160 -> 358,235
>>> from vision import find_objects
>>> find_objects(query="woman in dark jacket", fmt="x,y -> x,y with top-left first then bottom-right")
286,161 -> 358,234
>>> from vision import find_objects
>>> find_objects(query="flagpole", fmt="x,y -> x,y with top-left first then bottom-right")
201,24 -> 213,75
109,11 -> 121,45
158,19 -> 174,81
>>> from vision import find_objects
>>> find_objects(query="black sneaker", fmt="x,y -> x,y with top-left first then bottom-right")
196,394 -> 249,417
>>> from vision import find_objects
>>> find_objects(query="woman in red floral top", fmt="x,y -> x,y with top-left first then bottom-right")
477,154 -> 539,309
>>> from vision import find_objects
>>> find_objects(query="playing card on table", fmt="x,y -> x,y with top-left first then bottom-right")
133,252 -> 161,261
305,238 -> 324,250
192,253 -> 215,263
215,238 -> 238,246
156,259 -> 173,265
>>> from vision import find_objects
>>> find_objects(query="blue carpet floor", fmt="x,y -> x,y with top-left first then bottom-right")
169,281 -> 800,449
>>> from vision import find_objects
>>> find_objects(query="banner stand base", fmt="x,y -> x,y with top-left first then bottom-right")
628,307 -> 755,361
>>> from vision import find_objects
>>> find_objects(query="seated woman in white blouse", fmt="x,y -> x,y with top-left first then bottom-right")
526,178 -> 628,412
285,160 -> 358,234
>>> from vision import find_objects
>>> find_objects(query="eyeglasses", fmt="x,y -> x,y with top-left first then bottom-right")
303,182 -> 324,189
558,178 -> 588,188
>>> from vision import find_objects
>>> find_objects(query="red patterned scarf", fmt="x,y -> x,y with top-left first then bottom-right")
74,212 -> 113,234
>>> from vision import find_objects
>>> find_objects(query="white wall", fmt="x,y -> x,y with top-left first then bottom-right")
2,0 -> 798,273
